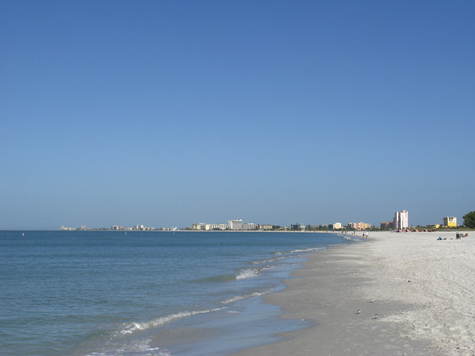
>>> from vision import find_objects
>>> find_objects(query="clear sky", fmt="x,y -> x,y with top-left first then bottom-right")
1,1 -> 474,230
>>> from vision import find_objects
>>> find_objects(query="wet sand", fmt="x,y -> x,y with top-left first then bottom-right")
232,231 -> 474,356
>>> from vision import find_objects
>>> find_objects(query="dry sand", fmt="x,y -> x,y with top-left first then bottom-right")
231,231 -> 475,356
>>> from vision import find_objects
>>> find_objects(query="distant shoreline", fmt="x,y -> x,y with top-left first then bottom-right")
2,229 -> 347,233
2,228 -> 470,233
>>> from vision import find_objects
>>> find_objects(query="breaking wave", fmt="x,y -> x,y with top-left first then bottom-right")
118,308 -> 226,335
290,247 -> 326,254
221,291 -> 268,304
235,269 -> 259,280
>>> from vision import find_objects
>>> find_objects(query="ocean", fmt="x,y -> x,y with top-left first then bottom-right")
0,230 -> 357,356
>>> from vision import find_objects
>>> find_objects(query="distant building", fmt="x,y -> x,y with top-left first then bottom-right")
348,222 -> 368,230
290,224 -> 306,231
242,223 -> 256,230
380,221 -> 393,230
192,223 -> 207,230
208,223 -> 227,230
443,216 -> 457,227
328,222 -> 342,230
228,219 -> 243,230
192,223 -> 227,230
393,210 -> 409,230
258,224 -> 273,230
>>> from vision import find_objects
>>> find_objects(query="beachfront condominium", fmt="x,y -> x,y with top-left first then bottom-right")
380,221 -> 393,230
393,210 -> 409,230
258,224 -> 273,230
242,223 -> 256,230
192,223 -> 227,230
348,222 -> 370,230
227,219 -> 243,230
328,222 -> 342,230
291,224 -> 305,231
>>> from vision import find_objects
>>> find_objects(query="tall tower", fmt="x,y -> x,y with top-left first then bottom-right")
393,210 -> 409,230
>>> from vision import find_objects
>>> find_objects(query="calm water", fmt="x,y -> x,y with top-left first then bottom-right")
0,231 -> 356,356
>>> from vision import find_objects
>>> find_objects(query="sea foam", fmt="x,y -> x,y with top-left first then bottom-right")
221,291 -> 268,304
290,246 -> 327,254
235,269 -> 259,280
340,234 -> 363,242
118,308 -> 227,335
251,256 -> 284,265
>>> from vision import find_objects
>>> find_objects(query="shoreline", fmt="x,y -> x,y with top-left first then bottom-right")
232,231 -> 474,356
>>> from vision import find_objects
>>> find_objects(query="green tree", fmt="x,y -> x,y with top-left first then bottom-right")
463,211 -> 475,228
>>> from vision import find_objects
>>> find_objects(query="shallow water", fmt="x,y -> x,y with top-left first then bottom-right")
0,230 -> 356,356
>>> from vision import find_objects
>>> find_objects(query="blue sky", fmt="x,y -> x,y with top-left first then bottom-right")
1,1 -> 474,229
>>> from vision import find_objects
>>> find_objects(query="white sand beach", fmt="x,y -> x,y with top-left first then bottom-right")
232,231 -> 475,356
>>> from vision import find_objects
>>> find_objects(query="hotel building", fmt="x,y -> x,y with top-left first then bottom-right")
380,221 -> 393,229
393,210 -> 409,230
348,222 -> 370,230
328,222 -> 342,230
227,219 -> 243,230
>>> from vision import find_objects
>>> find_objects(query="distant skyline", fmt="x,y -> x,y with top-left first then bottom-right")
1,1 -> 474,230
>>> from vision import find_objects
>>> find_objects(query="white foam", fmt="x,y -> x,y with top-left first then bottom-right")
290,247 -> 325,254
87,338 -> 171,356
221,291 -> 268,304
118,308 -> 226,335
235,269 -> 258,280
340,234 -> 363,242
251,257 -> 283,265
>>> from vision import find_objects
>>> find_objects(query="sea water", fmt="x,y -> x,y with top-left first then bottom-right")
0,231 -> 357,356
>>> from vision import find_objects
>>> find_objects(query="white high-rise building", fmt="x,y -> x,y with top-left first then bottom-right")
393,210 -> 409,230
227,219 -> 243,230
